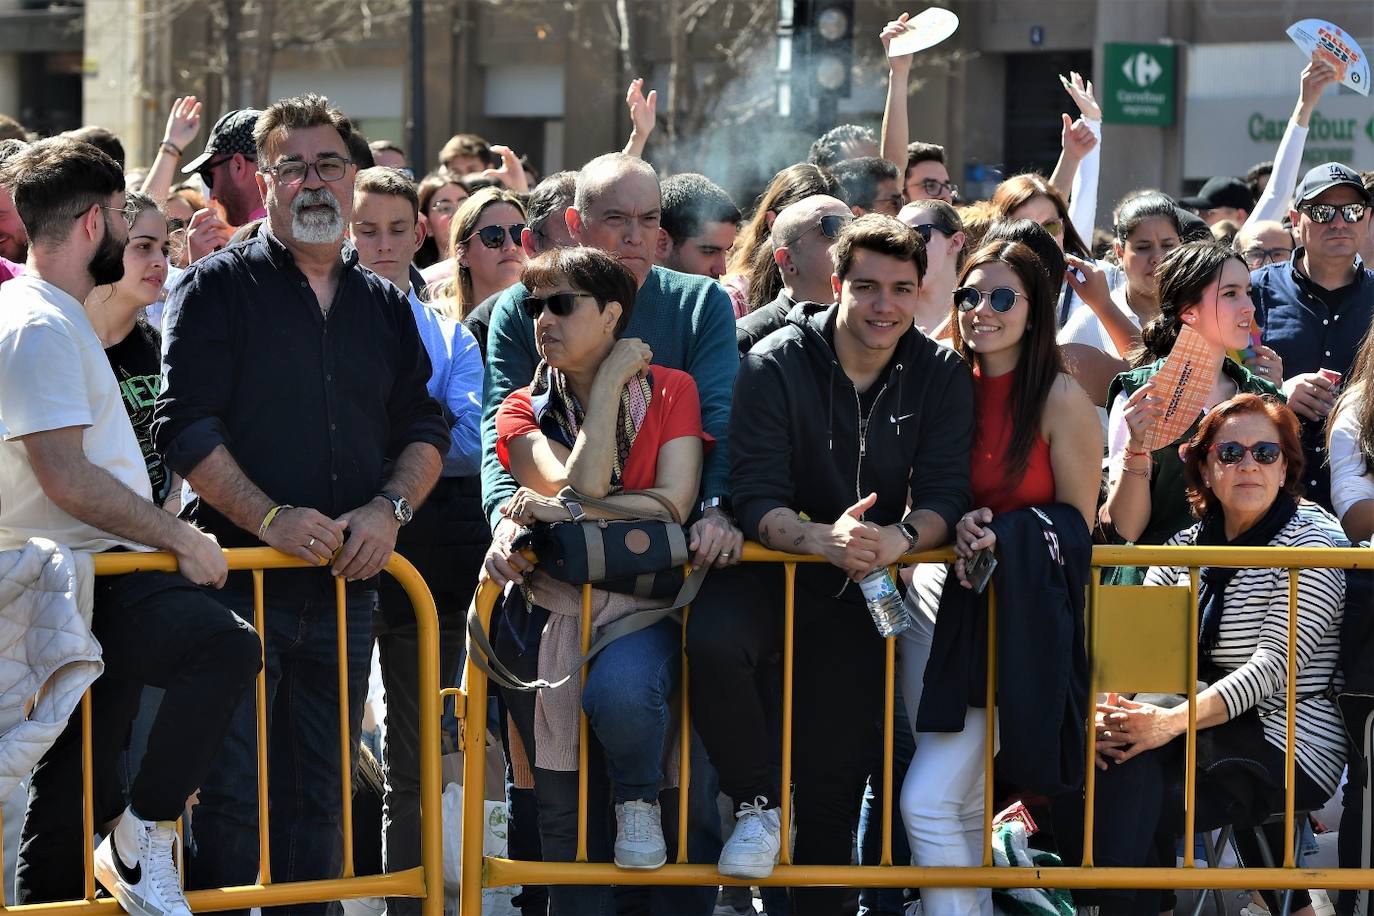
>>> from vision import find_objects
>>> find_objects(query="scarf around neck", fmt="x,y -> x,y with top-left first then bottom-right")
1193,490 -> 1298,659
530,361 -> 653,492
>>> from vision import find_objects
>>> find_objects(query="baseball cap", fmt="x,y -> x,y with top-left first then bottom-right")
1294,161 -> 1372,205
181,108 -> 262,174
1179,176 -> 1254,212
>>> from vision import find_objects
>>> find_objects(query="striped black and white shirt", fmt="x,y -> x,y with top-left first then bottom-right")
1144,505 -> 1347,795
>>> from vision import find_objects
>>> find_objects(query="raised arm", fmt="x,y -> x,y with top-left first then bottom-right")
622,78 -> 658,159
879,13 -> 914,172
1245,59 -> 1338,228
140,96 -> 202,203
1054,73 -> 1102,243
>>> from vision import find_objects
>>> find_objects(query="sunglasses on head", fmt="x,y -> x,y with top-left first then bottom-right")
521,291 -> 593,321
465,223 -> 525,249
1211,441 -> 1282,465
954,286 -> 1024,312
1299,202 -> 1367,225
912,222 -> 950,243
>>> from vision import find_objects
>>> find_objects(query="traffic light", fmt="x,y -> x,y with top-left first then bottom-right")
807,0 -> 854,99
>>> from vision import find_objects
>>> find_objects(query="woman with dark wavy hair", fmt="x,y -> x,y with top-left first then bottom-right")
1099,242 -> 1281,582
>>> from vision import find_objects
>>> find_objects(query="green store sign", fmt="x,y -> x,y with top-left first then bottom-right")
1103,42 -> 1176,126
1247,110 -> 1374,166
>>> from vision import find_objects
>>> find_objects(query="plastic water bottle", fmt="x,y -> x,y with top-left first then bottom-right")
859,568 -> 909,637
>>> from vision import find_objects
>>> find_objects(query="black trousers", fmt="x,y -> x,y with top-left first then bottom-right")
1052,721 -> 1331,915
16,571 -> 262,903
686,564 -> 885,916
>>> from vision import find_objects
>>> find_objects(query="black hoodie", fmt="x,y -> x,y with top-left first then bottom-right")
730,303 -> 974,598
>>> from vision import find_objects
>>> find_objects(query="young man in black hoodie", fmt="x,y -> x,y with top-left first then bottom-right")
686,215 -> 973,914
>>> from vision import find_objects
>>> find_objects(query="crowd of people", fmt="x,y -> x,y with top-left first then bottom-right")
1,9 -> 1374,916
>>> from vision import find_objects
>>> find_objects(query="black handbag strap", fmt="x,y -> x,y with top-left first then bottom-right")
558,485 -> 682,525
467,563 -> 709,693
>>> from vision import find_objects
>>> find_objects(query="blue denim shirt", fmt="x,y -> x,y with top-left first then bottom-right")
1252,250 -> 1374,509
407,287 -> 482,477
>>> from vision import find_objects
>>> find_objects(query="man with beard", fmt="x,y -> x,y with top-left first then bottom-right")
0,138 -> 262,913
0,137 -> 29,283
153,94 -> 447,907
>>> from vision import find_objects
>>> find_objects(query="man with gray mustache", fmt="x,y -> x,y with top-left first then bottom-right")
153,93 -> 447,909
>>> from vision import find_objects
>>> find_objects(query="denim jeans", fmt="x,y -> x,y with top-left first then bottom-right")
15,571 -> 261,903
857,674 -> 916,916
185,580 -> 376,916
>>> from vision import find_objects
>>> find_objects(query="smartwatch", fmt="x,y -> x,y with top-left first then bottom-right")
562,498 -> 586,522
699,496 -> 729,515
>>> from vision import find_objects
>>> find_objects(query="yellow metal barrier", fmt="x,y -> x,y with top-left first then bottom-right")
0,548 -> 444,915
459,542 -> 1374,912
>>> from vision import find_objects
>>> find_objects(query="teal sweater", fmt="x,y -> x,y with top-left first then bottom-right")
480,266 -> 738,527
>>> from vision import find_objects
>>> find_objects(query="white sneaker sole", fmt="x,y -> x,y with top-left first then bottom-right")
615,851 -> 668,870
718,858 -> 777,880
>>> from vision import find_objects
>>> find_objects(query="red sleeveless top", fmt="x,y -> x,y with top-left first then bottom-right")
969,369 -> 1056,514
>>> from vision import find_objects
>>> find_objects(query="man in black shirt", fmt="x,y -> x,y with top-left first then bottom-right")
153,93 -> 446,908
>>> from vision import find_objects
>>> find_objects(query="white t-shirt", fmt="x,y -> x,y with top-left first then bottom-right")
1058,283 -> 1141,359
0,276 -> 153,552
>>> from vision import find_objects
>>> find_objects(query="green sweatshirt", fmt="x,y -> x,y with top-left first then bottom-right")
480,265 -> 738,528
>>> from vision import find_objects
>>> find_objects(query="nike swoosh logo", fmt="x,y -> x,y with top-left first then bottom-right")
111,831 -> 141,885
891,413 -> 915,423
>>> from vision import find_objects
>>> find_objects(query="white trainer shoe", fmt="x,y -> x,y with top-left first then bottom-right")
614,799 -> 667,869
718,796 -> 782,880
94,808 -> 192,916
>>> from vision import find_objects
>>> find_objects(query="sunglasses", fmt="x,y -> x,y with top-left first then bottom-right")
465,223 -> 525,249
954,286 -> 1024,312
1211,441 -> 1282,465
807,214 -> 852,241
914,178 -> 959,198
522,291 -> 593,321
1037,217 -> 1064,236
912,223 -> 950,243
1299,202 -> 1367,224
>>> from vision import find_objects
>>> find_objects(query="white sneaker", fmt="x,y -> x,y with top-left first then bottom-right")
614,800 -> 667,869
718,796 -> 782,880
94,808 -> 191,916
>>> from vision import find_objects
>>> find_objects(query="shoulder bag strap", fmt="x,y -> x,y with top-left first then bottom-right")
557,485 -> 681,524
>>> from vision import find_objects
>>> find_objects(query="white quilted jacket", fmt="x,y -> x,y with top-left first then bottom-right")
0,539 -> 101,797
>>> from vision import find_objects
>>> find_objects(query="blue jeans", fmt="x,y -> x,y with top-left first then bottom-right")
186,582 -> 376,916
857,676 -> 916,916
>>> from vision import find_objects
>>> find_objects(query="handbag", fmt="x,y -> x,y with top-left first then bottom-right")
466,486 -> 709,693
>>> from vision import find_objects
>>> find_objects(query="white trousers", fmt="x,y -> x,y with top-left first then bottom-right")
897,567 -> 996,916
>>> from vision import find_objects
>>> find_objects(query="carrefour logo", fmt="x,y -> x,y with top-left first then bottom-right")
1122,51 -> 1163,88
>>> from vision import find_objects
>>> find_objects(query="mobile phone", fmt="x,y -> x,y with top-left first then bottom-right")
966,547 -> 997,594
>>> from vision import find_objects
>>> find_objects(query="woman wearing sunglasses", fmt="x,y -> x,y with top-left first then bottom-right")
433,187 -> 527,320
1067,394 -> 1344,916
492,247 -> 712,909
898,240 -> 1101,916
1100,242 -> 1283,584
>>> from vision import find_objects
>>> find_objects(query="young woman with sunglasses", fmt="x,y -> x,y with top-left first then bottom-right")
1064,394 -> 1344,916
897,199 -> 965,335
724,163 -> 841,316
433,187 -> 527,321
493,247 -> 712,909
898,240 -> 1101,916
1099,242 -> 1282,583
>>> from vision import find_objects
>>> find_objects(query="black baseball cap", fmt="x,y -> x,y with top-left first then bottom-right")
1294,162 -> 1372,205
181,108 -> 262,174
1179,176 -> 1254,212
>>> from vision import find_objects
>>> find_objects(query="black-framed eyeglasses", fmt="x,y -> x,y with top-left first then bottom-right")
522,291 -> 593,320
914,178 -> 958,198
1299,202 -> 1367,224
1241,246 -> 1293,268
954,286 -> 1024,313
464,223 -> 525,249
1211,440 -> 1282,465
807,213 -> 852,241
260,156 -> 352,187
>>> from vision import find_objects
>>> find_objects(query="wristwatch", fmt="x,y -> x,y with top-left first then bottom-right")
378,491 -> 414,526
562,498 -> 586,522
699,496 -> 730,515
896,521 -> 920,553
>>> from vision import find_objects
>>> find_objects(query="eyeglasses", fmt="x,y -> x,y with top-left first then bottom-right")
912,223 -> 950,243
1299,202 -> 1367,224
464,223 -> 525,249
954,286 -> 1024,312
1037,217 -> 1064,237
1241,246 -> 1293,268
1211,440 -> 1282,465
806,214 -> 852,241
198,155 -> 252,191
874,193 -> 905,213
260,156 -> 352,186
99,204 -> 137,223
522,291 -> 593,320
914,178 -> 959,198
428,199 -> 466,217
